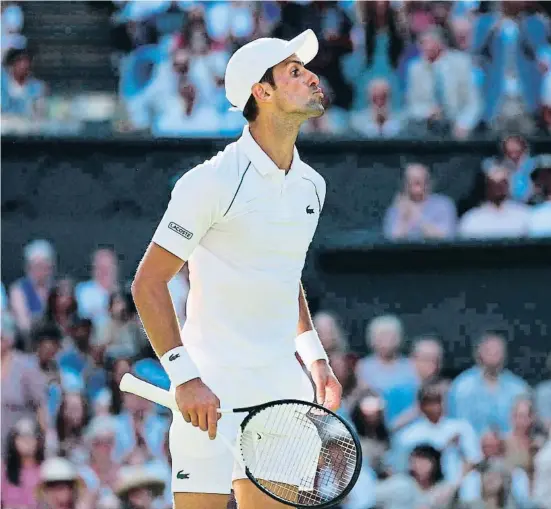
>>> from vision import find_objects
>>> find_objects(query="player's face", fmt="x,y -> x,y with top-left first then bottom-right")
270,55 -> 324,119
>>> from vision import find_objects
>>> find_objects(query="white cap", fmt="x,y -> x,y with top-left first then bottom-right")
225,29 -> 319,112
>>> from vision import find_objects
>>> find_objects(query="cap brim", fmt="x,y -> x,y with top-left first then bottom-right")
285,29 -> 319,66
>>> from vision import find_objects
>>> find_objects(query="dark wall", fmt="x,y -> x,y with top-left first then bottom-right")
2,137 -> 550,383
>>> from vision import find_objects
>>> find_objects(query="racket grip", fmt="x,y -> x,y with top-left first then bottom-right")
120,373 -> 179,410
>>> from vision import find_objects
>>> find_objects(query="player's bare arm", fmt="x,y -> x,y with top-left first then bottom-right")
297,282 -> 342,411
131,242 -> 220,439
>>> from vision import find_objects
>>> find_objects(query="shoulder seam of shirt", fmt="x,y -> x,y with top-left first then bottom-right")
301,176 -> 321,210
223,160 -> 251,217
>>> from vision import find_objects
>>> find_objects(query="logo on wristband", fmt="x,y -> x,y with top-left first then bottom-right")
169,353 -> 181,362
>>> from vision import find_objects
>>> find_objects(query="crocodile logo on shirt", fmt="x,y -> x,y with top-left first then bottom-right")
176,470 -> 190,480
306,206 -> 315,214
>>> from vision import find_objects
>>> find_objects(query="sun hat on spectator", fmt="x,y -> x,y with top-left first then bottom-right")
114,465 -> 165,499
13,417 -> 37,436
37,457 -> 83,497
530,154 -> 551,182
83,415 -> 118,444
224,29 -> 319,112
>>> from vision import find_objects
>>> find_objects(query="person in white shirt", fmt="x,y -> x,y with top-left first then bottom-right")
458,164 -> 530,239
393,379 -> 482,485
131,29 -> 341,509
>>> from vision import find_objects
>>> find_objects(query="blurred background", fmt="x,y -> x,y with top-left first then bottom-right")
1,1 -> 551,509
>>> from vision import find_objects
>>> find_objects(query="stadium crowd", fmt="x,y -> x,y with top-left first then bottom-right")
0,239 -> 550,509
2,0 -> 551,138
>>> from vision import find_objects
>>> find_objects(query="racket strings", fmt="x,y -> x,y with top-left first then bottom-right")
239,402 -> 359,506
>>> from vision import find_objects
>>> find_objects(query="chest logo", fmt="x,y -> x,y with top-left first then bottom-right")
306,206 -> 315,215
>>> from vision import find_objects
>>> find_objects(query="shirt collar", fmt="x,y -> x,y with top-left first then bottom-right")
238,125 -> 303,177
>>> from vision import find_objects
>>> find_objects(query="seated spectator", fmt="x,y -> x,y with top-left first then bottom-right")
406,26 -> 481,140
535,354 -> 551,430
45,278 -> 78,340
1,3 -> 27,61
205,1 -> 256,51
383,163 -> 457,241
107,357 -> 132,416
533,432 -> 551,509
80,416 -> 120,499
76,248 -> 119,331
393,336 -> 446,432
473,1 -> 548,136
503,396 -> 547,484
355,315 -> 418,424
458,164 -> 531,239
349,389 -> 391,476
466,463 -> 518,509
500,134 -> 536,203
58,317 -> 95,378
376,444 -> 461,509
460,429 -> 532,506
55,391 -> 90,465
9,239 -> 55,338
1,48 -> 46,120
527,154 -> 551,237
350,78 -> 403,138
1,312 -> 48,456
37,456 -> 93,509
114,464 -> 165,509
1,418 -> 43,509
393,379 -> 481,484
448,332 -> 530,437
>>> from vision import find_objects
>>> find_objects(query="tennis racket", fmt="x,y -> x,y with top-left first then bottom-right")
120,373 -> 362,508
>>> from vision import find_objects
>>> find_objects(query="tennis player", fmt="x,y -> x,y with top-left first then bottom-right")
131,29 -> 341,509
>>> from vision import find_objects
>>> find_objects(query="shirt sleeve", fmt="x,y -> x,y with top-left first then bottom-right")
152,163 -> 224,262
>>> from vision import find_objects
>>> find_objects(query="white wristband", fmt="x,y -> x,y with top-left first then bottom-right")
160,346 -> 201,388
295,330 -> 328,371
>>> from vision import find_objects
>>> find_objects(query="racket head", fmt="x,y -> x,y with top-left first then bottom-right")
236,399 -> 362,508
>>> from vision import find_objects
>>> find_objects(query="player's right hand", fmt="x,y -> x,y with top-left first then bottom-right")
175,378 -> 221,440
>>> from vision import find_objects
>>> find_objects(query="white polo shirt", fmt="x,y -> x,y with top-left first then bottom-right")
152,125 -> 326,368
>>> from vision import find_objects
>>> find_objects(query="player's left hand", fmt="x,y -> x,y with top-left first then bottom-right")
310,360 -> 342,412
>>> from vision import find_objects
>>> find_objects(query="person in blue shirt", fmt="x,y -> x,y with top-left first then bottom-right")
447,332 -> 530,438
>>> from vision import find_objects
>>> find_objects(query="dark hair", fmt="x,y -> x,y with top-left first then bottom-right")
2,48 -> 31,68
31,321 -> 63,345
363,2 -> 404,68
350,389 -> 390,444
409,444 -> 444,485
56,392 -> 90,447
5,422 -> 44,486
242,67 -> 277,122
45,278 -> 78,323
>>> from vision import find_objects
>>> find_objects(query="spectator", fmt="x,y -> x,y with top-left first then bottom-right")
1,312 -> 48,456
1,3 -> 27,60
527,154 -> 551,237
349,388 -> 391,476
500,135 -> 536,203
76,248 -> 119,331
458,164 -> 531,239
448,332 -> 530,437
406,26 -> 481,140
473,1 -> 547,136
459,429 -> 532,506
393,379 -> 481,484
450,16 -> 473,52
114,464 -> 165,509
533,433 -> 551,509
375,444 -> 461,509
107,357 -> 132,415
350,78 -> 403,138
355,315 -> 418,424
58,317 -> 95,380
503,396 -> 546,483
45,278 -> 78,340
466,463 -> 517,509
535,354 -> 551,429
383,163 -> 457,241
1,48 -> 46,120
541,46 -> 551,134
36,456 -> 93,509
1,281 -> 7,310
80,416 -> 120,499
9,239 -> 55,338
1,417 -> 43,509
205,1 -> 257,51
33,322 -> 63,387
55,392 -> 90,465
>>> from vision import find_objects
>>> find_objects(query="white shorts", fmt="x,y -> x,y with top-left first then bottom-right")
169,354 -> 315,494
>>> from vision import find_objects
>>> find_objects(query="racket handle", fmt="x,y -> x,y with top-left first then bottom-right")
119,373 -> 234,414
